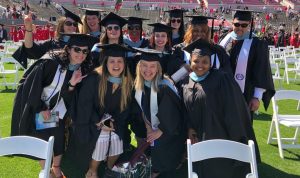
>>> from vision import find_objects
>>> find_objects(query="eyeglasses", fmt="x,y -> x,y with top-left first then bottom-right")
64,21 -> 78,27
171,19 -> 181,23
233,23 -> 249,28
128,25 -> 141,31
106,25 -> 120,31
72,47 -> 89,55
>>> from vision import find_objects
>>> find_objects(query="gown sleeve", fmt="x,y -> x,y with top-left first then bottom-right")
71,73 -> 100,144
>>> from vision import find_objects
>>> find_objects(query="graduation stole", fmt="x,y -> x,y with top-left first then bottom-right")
42,66 -> 66,104
135,79 -> 179,130
234,39 -> 253,93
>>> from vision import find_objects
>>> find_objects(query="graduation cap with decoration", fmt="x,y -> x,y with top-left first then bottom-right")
233,9 -> 261,39
185,15 -> 216,39
165,9 -> 187,18
99,12 -> 128,27
61,33 -> 99,49
80,7 -> 105,17
61,6 -> 82,24
96,43 -> 133,58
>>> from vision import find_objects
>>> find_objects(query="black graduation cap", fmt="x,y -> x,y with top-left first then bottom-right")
183,39 -> 215,57
233,9 -> 260,39
80,7 -> 105,16
96,44 -> 133,57
0,23 -> 4,26
99,12 -> 128,27
133,47 -> 162,62
61,6 -> 82,24
61,33 -> 99,49
233,9 -> 253,21
124,16 -> 149,26
186,15 -> 216,39
148,23 -> 174,33
165,9 -> 187,18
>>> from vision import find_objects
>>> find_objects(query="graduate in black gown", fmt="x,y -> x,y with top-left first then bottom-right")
11,33 -> 95,178
180,39 -> 259,178
147,23 -> 175,77
70,44 -> 133,178
165,9 -> 187,46
218,10 -> 275,118
171,15 -> 232,78
123,16 -> 149,78
91,12 -> 127,68
80,8 -> 105,38
131,48 -> 185,178
12,6 -> 85,69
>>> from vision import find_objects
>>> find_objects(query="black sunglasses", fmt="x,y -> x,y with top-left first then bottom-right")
128,25 -> 141,31
64,21 -> 78,27
72,47 -> 89,54
233,23 -> 249,28
171,19 -> 182,23
106,25 -> 120,31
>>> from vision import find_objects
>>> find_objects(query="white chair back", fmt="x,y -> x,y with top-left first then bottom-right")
187,139 -> 258,178
0,136 -> 54,178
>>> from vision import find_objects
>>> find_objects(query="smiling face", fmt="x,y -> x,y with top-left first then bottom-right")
190,54 -> 211,76
170,17 -> 181,30
106,24 -> 121,41
191,24 -> 209,42
154,32 -> 168,49
86,15 -> 100,32
139,60 -> 159,81
232,18 -> 250,37
68,46 -> 89,64
63,17 -> 78,33
106,56 -> 125,77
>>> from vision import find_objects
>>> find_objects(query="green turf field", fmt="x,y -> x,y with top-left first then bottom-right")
0,63 -> 300,178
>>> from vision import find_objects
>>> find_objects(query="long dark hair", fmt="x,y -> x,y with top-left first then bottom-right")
167,16 -> 185,41
53,45 -> 93,74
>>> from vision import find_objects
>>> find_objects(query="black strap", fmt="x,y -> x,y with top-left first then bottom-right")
106,131 -> 112,160
43,71 -> 62,102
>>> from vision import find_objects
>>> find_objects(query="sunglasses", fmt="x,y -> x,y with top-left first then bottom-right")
233,23 -> 249,28
64,21 -> 78,27
128,25 -> 141,31
106,25 -> 120,31
171,19 -> 182,23
72,47 -> 89,55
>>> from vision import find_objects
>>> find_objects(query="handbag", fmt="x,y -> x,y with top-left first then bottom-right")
103,141 -> 151,178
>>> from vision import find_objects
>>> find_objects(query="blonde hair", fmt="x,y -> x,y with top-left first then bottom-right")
183,24 -> 211,45
134,60 -> 162,92
95,56 -> 132,112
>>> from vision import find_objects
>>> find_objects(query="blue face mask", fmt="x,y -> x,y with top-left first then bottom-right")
108,76 -> 122,84
189,71 -> 210,82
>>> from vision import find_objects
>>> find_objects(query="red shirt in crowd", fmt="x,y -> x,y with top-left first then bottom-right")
290,34 -> 300,48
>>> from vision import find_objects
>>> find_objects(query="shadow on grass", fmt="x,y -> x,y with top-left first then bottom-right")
268,144 -> 300,161
254,112 -> 272,121
259,162 -> 299,178
0,88 -> 16,93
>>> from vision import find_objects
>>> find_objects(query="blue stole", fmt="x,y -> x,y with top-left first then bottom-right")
189,71 -> 210,82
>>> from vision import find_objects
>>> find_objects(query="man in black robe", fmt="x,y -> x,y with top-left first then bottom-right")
0,23 -> 8,43
219,9 -> 275,119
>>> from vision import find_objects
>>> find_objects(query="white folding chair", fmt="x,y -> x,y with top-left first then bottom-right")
283,51 -> 300,84
187,139 -> 258,178
0,57 -> 20,90
270,62 -> 283,89
0,136 -> 54,178
267,90 -> 300,158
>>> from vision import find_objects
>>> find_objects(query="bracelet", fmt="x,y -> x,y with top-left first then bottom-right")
25,29 -> 33,32
68,82 -> 76,88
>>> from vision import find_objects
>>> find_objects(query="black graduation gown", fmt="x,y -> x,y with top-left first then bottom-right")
12,39 -> 68,69
170,42 -> 232,76
11,58 -> 74,136
229,37 -> 275,110
131,84 -> 185,173
181,70 -> 259,178
69,72 -> 129,169
171,36 -> 183,47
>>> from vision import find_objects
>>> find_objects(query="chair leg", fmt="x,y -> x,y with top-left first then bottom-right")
297,100 -> 300,111
274,119 -> 284,158
286,70 -> 290,84
267,119 -> 275,144
292,127 -> 299,145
